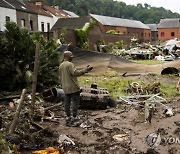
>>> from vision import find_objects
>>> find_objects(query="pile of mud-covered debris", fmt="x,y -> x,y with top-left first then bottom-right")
0,79 -> 180,154
117,39 -> 180,61
0,90 -> 63,153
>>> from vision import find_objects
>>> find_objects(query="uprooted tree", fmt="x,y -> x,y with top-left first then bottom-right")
0,22 -> 61,92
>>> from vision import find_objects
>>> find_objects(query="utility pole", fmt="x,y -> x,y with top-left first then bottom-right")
31,43 -> 40,115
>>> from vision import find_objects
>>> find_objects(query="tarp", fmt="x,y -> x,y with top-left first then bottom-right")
57,45 -> 180,75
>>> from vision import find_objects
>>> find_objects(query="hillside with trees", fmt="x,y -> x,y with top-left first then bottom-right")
40,0 -> 180,24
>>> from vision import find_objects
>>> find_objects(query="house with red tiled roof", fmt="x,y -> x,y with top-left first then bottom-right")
0,0 -> 78,33
5,0 -> 38,31
26,1 -> 53,32
42,4 -> 72,24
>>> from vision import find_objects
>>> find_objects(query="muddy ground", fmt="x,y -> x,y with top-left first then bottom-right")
1,75 -> 180,154
51,100 -> 180,154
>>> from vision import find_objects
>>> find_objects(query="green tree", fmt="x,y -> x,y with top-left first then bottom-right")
0,22 -> 60,92
0,22 -> 35,91
60,27 -> 67,44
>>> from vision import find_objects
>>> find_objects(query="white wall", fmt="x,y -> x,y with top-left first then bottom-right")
52,15 -> 59,26
0,7 -> 16,31
38,15 -> 53,32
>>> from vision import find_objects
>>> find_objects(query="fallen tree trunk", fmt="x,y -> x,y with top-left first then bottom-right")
9,89 -> 26,134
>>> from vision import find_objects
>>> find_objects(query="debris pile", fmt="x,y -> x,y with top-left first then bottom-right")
125,81 -> 160,95
0,91 -> 63,153
112,39 -> 180,61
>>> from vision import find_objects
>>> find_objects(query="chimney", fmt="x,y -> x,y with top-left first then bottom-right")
35,0 -> 43,8
54,5 -> 60,10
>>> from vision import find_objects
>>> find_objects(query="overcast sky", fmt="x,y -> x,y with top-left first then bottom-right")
118,0 -> 180,14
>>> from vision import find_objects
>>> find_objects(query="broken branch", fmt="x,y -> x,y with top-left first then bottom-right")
9,89 -> 26,134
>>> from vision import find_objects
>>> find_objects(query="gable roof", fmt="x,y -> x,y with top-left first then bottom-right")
4,0 -> 36,14
43,4 -> 69,18
25,2 -> 52,17
0,0 -> 15,9
51,16 -> 90,30
63,10 -> 79,18
147,24 -> 158,31
158,18 -> 180,28
90,14 -> 150,29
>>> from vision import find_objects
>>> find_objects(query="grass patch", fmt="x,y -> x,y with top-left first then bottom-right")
160,82 -> 179,97
78,70 -> 179,99
79,75 -> 132,99
79,70 -> 133,99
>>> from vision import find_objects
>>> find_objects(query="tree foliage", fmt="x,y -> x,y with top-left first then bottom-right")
0,22 -> 60,92
74,18 -> 98,49
42,0 -> 180,24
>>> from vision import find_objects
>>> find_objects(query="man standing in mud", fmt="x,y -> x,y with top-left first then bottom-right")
59,51 -> 93,126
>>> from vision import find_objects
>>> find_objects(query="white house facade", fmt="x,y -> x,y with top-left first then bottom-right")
38,15 -> 53,32
0,7 -> 16,31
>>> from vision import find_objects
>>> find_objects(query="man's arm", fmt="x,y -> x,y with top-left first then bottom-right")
69,63 -> 86,77
69,63 -> 93,77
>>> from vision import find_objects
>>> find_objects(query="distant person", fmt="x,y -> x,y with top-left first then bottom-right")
59,51 -> 93,126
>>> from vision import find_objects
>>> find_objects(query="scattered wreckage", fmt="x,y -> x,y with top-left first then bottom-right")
119,81 -> 174,124
42,83 -> 117,110
0,79 -> 178,153
0,84 -> 117,153
113,39 -> 180,61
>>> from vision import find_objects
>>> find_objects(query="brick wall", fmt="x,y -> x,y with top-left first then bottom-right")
98,23 -> 151,43
158,28 -> 180,41
89,25 -> 132,50
53,25 -> 149,50
16,11 -> 38,31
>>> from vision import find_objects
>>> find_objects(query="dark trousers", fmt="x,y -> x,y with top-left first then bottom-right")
65,91 -> 80,117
